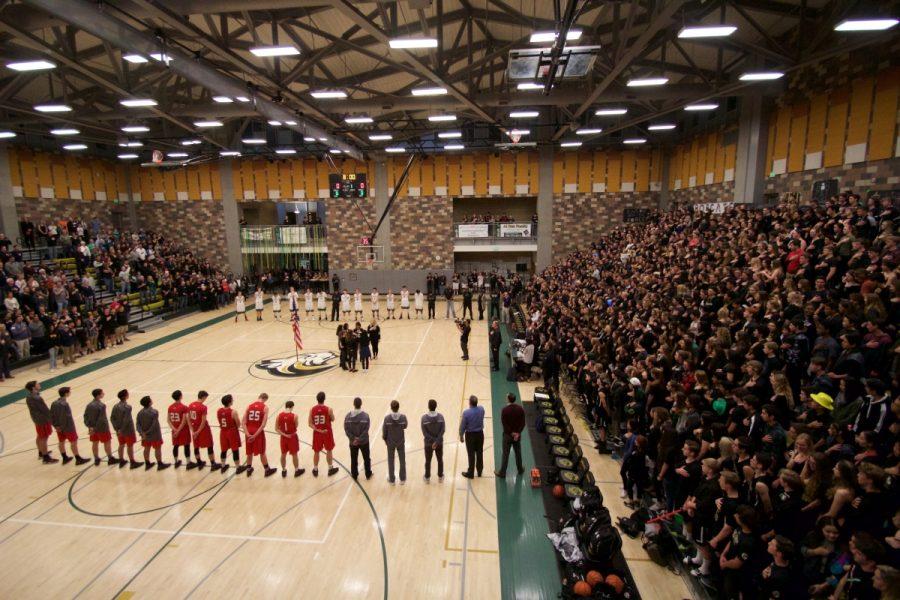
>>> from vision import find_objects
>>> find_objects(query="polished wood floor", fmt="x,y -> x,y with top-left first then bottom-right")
0,306 -> 499,599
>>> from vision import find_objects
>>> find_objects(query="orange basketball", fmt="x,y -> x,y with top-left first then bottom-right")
586,570 -> 604,587
572,580 -> 592,596
552,484 -> 565,498
606,574 -> 625,594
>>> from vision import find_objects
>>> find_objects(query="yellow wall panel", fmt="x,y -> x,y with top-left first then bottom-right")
823,89 -> 849,167
621,150 -> 636,186
35,152 -> 53,194
846,76 -> 874,146
515,153 -> 529,188
240,160 -> 254,197
278,161 -> 292,198
421,157 -> 435,196
8,147 -> 21,189
487,154 -> 501,190
150,169 -> 164,199
563,152 -> 578,188
51,156 -> 69,199
714,141 -> 726,183
19,148 -> 37,197
668,146 -> 681,187
607,153 -> 621,192
460,155 -> 474,190
104,164 -> 117,201
806,93 -> 828,154
764,119 -> 776,175
788,105 -> 808,173
688,139 -> 700,183
725,143 -> 736,176
304,160 -> 317,197
501,154 -> 515,195
578,152 -> 593,193
593,151 -> 607,190
163,170 -> 177,201
772,105 -> 792,161
290,160 -> 304,196
209,163 -> 222,200
407,157 -> 420,194
80,159 -> 96,200
263,162 -> 278,198
316,161 -> 329,198
187,165 -> 200,200
253,161 -> 267,201
649,148 -> 661,185
869,68 -> 899,160
140,168 -> 153,201
433,156 -> 447,190
447,156 -> 461,195
474,156 -> 487,195
552,155 -> 563,194
174,168 -> 187,198
705,133 -> 717,180
529,153 -> 539,193
636,154 -> 649,192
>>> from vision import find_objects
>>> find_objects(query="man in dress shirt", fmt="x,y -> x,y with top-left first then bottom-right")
458,395 -> 485,479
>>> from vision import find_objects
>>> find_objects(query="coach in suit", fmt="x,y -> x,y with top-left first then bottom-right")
344,397 -> 372,480
495,393 -> 525,478
489,320 -> 502,372
331,290 -> 341,321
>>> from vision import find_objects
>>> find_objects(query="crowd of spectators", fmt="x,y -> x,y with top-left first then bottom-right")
526,192 -> 898,599
1,219 -> 238,374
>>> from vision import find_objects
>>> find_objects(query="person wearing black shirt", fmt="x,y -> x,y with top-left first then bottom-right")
367,320 -> 381,360
337,324 -> 348,370
673,440 -> 702,510
683,459 -> 722,574
835,532 -> 884,600
720,505 -> 759,600
457,319 -> 471,361
331,290 -> 340,321
488,320 -> 502,372
426,290 -> 436,319
760,536 -> 797,600
489,291 -> 500,320
476,290 -> 484,320
444,286 -> 456,319
346,326 -> 359,373
461,289 -> 473,319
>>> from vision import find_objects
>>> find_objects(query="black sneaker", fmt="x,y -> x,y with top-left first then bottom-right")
327,467 -> 339,476
130,461 -> 143,469
461,472 -> 473,479
312,468 -> 319,477
235,465 -> 248,475
62,455 -> 73,465
207,461 -> 219,470
94,457 -> 101,466
246,466 -> 255,477
365,472 -> 373,480
282,469 -> 287,478
145,462 -> 156,470
220,464 -> 230,473
295,468 -> 305,477
264,467 -> 277,478
107,457 -> 119,466
158,462 -> 171,471
118,459 -> 128,468
75,456 -> 90,466
186,462 -> 198,470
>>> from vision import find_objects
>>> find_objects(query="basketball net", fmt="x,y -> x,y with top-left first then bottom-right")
152,149 -> 163,164
509,133 -> 522,144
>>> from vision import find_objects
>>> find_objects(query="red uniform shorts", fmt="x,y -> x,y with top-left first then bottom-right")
193,425 -> 213,449
220,429 -> 241,452
280,434 -> 299,454
90,431 -> 112,443
172,428 -> 191,446
35,423 -> 52,438
117,434 -> 136,446
312,431 -> 335,453
245,430 -> 266,456
56,430 -> 77,443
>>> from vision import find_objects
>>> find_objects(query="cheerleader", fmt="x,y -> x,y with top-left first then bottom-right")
340,290 -> 351,319
272,291 -> 282,321
316,290 -> 327,320
234,292 -> 247,322
370,288 -> 380,319
399,286 -> 410,320
353,288 -> 363,320
414,289 -> 424,319
254,288 -> 264,321
385,289 -> 395,319
304,288 -> 314,319
287,286 -> 300,316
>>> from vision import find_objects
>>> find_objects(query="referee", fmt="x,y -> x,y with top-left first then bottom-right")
458,395 -> 484,478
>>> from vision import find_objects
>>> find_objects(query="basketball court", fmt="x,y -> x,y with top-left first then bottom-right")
0,306 -> 502,599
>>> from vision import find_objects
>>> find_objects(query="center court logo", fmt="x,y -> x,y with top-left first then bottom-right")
254,351 -> 338,378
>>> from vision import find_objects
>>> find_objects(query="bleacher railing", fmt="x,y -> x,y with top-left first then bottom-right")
453,221 -> 537,240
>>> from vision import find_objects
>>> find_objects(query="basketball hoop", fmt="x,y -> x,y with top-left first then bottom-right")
509,133 -> 522,144
152,150 -> 163,164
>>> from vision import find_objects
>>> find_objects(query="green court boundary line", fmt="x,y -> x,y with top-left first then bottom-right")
0,309 -> 237,409
490,322 -> 560,600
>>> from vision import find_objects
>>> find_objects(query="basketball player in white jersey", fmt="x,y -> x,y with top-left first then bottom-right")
370,288 -> 380,320
304,288 -> 314,319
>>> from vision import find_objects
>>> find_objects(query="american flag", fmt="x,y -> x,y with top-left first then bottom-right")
291,314 -> 303,350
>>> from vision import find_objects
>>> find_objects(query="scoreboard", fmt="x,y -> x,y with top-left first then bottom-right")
329,173 -> 367,198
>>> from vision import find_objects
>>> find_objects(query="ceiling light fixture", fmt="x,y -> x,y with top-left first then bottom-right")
167,152 -> 188,158
194,120 -> 223,128
249,45 -> 300,57
0,131 -> 16,139
318,137 -> 328,142
310,90 -> 347,99
121,125 -> 149,133
242,137 -> 266,145
268,120 -> 282,126
213,96 -> 233,103
647,123 -> 676,131
63,144 -> 87,150
34,104 -> 72,112
119,141 -> 143,147
626,77 -> 669,87
444,144 -> 464,150
684,103 -> 719,111
739,71 -> 785,81
595,108 -> 628,116
220,151 -> 240,157
181,139 -> 202,146
428,114 -> 456,122
834,18 -> 898,31
50,128 -> 79,135
117,153 -> 138,159
120,98 -> 157,107
509,110 -> 539,118
345,116 -> 374,124
368,134 -> 392,141
560,141 -> 582,148
437,132 -> 461,139
7,60 -> 55,71
411,87 -> 447,96
517,82 -> 544,90
329,149 -> 343,154
388,38 -> 438,49
149,53 -> 173,64
122,54 -> 148,64
507,129 -> 530,136
576,128 -> 603,135
529,30 -> 582,43
385,147 -> 406,153
285,120 -> 297,125
275,148 -> 296,155
303,136 -> 316,142
623,138 -> 647,144
678,25 -> 737,38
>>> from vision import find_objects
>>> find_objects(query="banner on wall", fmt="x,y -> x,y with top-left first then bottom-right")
242,228 -> 275,242
693,202 -> 734,214
498,223 -> 532,237
278,227 -> 308,245
457,223 -> 490,237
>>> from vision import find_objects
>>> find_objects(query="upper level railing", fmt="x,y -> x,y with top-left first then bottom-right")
240,225 -> 327,253
453,221 -> 537,240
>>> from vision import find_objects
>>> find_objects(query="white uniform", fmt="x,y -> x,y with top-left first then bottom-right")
235,296 -> 246,313
317,291 -> 327,311
414,292 -> 424,310
370,292 -> 379,310
254,291 -> 264,310
400,290 -> 410,308
353,292 -> 363,312
272,294 -> 282,313
288,291 -> 299,312
341,293 -> 351,313
386,293 -> 395,310
305,291 -> 314,312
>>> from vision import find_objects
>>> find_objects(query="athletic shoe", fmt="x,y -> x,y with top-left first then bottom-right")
145,462 -> 156,470
388,478 -> 395,485
62,455 -> 73,465
130,461 -> 143,469
264,467 -> 277,477
107,457 -> 120,466
312,468 -> 319,477
186,462 -> 197,470
221,464 -> 230,473
365,472 -> 373,480
209,462 -> 220,470
158,462 -> 171,471
246,466 -> 255,477
327,467 -> 339,476
495,470 -> 506,478
197,460 -> 207,470
461,472 -> 473,479
94,457 -> 101,466
118,459 -> 128,469
235,465 -> 248,475
294,468 -> 305,477
174,460 -> 182,469
690,567 -> 711,578
282,469 -> 287,478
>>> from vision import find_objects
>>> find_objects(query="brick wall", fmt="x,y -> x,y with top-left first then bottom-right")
765,157 -> 900,197
133,201 -> 228,265
551,192 -> 660,260
390,196 -> 453,270
323,195 -> 376,270
668,181 -> 735,205
15,197 -> 123,232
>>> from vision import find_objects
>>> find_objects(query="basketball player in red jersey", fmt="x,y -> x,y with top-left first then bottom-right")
188,391 -> 220,470
276,401 -> 305,478
236,393 -> 277,477
309,391 -> 339,477
217,394 -> 241,473
167,390 -> 192,468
